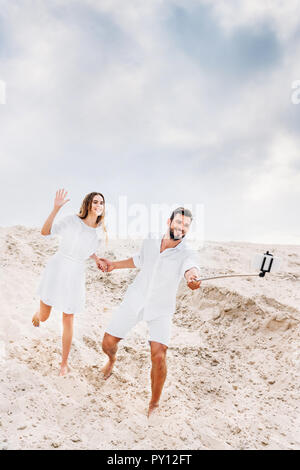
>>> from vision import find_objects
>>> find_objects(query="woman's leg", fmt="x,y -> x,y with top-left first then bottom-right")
60,313 -> 74,376
32,300 -> 52,327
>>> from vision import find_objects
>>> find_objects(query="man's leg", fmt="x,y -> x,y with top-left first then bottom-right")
149,341 -> 168,417
101,333 -> 121,379
102,306 -> 143,379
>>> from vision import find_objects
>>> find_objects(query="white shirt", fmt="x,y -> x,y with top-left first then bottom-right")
121,233 -> 201,321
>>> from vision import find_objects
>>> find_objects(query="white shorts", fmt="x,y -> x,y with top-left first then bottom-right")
105,305 -> 172,347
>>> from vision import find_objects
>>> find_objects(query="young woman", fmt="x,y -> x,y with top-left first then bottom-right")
32,189 -> 107,376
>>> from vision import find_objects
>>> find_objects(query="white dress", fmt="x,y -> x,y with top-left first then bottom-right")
37,214 -> 102,314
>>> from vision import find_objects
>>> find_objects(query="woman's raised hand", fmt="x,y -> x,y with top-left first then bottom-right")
54,189 -> 70,210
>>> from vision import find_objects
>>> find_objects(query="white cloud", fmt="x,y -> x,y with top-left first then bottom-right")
0,0 -> 299,244
245,132 -> 300,202
202,0 -> 300,42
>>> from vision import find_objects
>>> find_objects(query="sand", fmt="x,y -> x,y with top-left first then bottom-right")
0,226 -> 299,450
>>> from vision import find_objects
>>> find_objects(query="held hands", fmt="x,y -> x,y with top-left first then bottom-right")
96,257 -> 115,273
97,258 -> 108,272
54,188 -> 70,210
93,256 -> 107,271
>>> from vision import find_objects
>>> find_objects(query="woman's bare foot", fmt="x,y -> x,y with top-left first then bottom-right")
148,402 -> 159,418
59,364 -> 70,376
32,312 -> 40,327
101,358 -> 116,380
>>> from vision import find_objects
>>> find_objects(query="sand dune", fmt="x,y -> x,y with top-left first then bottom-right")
0,226 -> 299,449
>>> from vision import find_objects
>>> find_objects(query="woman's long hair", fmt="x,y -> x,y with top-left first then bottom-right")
78,192 -> 108,243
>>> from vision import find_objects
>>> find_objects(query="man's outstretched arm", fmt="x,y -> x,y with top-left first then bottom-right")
185,267 -> 201,290
98,257 -> 136,272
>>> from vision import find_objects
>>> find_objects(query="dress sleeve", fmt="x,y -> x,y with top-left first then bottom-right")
49,215 -> 74,236
181,251 -> 201,279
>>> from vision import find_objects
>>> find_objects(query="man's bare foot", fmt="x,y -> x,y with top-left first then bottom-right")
32,312 -> 40,327
148,402 -> 159,418
101,359 -> 116,380
59,364 -> 70,376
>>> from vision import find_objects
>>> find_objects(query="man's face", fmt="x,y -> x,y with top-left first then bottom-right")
169,214 -> 192,240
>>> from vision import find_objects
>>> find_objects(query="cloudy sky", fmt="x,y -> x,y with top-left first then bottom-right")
0,0 -> 300,244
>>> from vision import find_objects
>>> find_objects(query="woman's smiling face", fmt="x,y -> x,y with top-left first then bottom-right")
90,194 -> 104,217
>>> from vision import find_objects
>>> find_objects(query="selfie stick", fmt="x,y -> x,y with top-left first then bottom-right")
195,251 -> 279,282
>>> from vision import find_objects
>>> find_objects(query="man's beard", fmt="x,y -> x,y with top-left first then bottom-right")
169,227 -> 185,240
